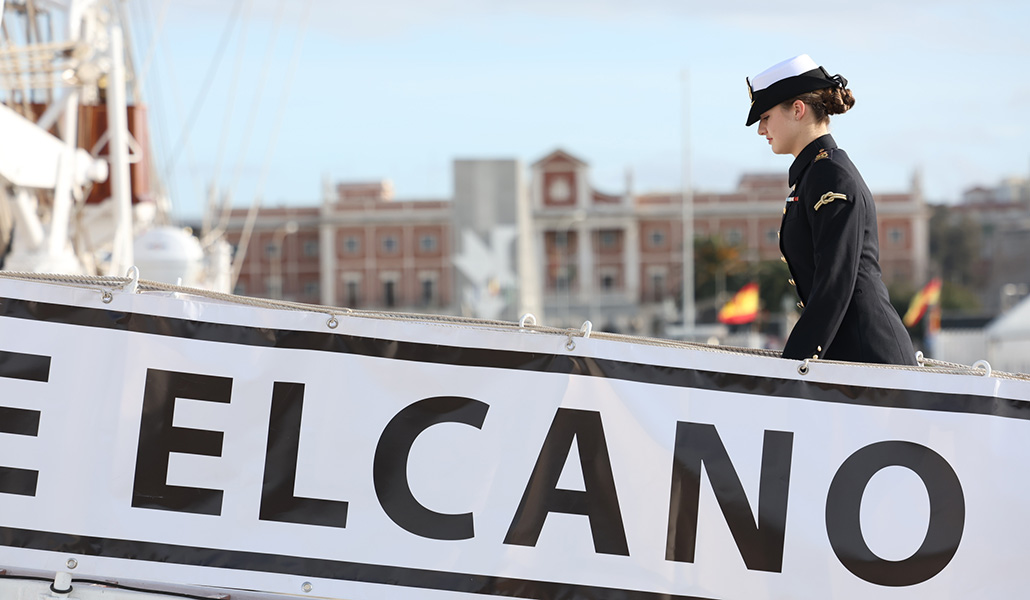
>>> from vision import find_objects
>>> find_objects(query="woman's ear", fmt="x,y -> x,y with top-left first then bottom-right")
793,99 -> 807,121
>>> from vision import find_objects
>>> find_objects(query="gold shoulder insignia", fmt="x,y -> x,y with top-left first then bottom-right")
814,191 -> 846,211
814,149 -> 829,162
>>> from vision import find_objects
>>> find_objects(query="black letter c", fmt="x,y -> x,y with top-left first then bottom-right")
374,396 -> 488,540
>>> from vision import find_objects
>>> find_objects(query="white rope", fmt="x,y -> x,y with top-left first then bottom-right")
0,271 -> 1026,382
124,266 -> 139,294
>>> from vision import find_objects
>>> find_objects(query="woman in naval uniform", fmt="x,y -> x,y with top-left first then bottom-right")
746,54 -> 916,365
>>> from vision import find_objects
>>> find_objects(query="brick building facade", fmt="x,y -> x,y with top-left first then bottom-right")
228,180 -> 453,312
224,151 -> 928,337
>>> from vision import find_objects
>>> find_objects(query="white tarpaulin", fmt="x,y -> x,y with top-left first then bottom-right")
986,294 -> 1030,374
0,275 -> 1028,600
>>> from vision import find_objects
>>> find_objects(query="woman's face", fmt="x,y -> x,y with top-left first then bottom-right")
757,104 -> 799,156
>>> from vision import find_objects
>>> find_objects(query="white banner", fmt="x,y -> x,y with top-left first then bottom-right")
0,277 -> 1028,599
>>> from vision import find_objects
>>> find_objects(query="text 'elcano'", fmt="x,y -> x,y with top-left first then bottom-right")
113,368 -> 964,588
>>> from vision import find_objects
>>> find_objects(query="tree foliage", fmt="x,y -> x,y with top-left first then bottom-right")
692,235 -> 794,323
929,205 -> 982,289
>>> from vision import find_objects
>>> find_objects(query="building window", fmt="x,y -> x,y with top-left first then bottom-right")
554,266 -> 572,292
266,276 -> 283,299
888,227 -> 905,246
554,231 -> 569,249
265,242 -> 280,259
420,277 -> 436,306
765,228 -> 779,245
600,270 -> 617,292
383,279 -> 398,307
345,279 -> 360,307
304,281 -> 319,297
599,229 -> 618,249
649,269 -> 667,302
724,228 -> 743,246
382,235 -> 399,254
420,234 -> 437,253
649,229 -> 666,248
343,236 -> 360,255
304,240 -> 319,257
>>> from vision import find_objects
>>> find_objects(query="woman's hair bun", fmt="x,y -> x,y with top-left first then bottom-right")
782,86 -> 856,122
824,87 -> 856,116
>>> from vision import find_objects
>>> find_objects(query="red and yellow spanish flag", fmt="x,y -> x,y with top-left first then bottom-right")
718,282 -> 759,325
903,278 -> 942,328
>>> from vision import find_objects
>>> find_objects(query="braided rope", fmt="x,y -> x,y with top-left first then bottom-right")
0,271 -> 1026,382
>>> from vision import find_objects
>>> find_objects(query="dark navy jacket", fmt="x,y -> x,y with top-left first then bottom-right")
779,134 -> 916,365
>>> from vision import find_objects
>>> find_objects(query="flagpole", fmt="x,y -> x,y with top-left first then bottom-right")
680,68 -> 696,336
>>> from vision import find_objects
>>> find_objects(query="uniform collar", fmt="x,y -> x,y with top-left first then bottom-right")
788,133 -> 837,187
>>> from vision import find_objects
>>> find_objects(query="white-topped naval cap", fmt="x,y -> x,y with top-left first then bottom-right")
749,54 -> 819,93
745,54 -> 845,126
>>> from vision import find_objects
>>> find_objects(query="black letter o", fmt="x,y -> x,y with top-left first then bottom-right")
826,441 -> 964,587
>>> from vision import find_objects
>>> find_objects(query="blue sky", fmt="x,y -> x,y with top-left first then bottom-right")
129,0 -> 1030,220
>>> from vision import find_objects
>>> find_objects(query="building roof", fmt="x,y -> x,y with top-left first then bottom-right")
532,148 -> 587,168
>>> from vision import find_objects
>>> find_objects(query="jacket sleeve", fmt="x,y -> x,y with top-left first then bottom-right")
781,162 -> 863,360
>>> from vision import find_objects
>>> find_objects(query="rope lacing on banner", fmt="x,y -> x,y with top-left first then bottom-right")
0,271 -> 1025,382
562,321 -> 594,352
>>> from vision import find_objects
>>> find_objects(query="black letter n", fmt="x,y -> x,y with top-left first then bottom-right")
666,422 -> 793,572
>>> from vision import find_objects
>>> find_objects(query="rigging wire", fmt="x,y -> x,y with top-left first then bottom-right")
114,0 -> 142,105
229,0 -> 313,289
133,0 -> 171,98
153,2 -> 213,223
162,0 -> 243,181
205,0 -> 253,237
131,0 -> 175,221
133,0 -> 177,214
205,0 -> 288,245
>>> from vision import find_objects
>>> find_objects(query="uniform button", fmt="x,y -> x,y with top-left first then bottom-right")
777,230 -> 780,239
797,301 -> 805,309
782,207 -> 787,215
788,278 -> 795,286
780,256 -> 787,263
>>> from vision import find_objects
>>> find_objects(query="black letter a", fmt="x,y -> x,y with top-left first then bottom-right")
504,408 -> 629,556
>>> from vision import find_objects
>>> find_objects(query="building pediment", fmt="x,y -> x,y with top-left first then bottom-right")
533,148 -> 587,169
